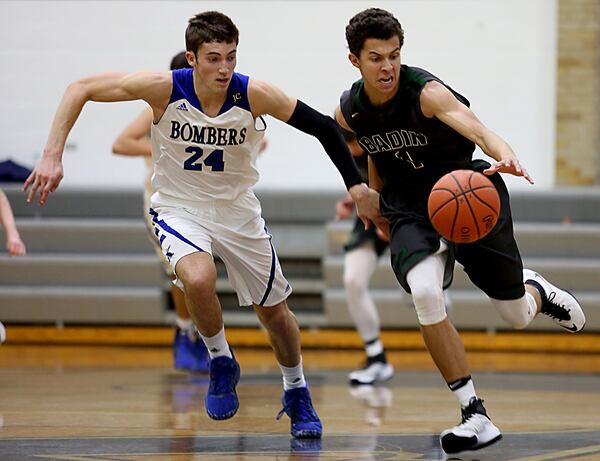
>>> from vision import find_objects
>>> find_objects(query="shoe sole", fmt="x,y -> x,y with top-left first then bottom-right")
441,427 -> 502,454
292,429 -> 323,439
207,399 -> 239,421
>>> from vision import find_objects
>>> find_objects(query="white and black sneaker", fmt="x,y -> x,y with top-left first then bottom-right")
523,269 -> 586,332
349,357 -> 394,385
440,397 -> 502,454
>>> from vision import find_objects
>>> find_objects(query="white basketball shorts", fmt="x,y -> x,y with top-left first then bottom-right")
148,191 -> 292,307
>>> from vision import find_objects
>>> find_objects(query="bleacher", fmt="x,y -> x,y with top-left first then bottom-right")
1,186 -> 599,331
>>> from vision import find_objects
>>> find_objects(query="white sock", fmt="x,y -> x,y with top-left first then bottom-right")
198,327 -> 232,359
450,378 -> 477,408
279,359 -> 307,390
365,338 -> 384,357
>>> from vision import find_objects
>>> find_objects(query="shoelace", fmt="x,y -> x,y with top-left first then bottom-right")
209,361 -> 236,394
459,398 -> 487,424
276,392 -> 317,422
543,292 -> 572,321
456,413 -> 488,435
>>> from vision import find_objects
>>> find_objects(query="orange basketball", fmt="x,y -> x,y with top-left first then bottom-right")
427,170 -> 500,243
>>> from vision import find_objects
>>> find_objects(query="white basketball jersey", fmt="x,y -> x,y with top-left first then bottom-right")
151,69 -> 264,206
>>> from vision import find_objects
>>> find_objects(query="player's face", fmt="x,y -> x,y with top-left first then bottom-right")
189,41 -> 237,91
350,36 -> 401,102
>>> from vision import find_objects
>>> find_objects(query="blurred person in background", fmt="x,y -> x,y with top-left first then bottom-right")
0,187 -> 27,344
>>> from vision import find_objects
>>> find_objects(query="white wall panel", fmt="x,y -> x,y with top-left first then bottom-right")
0,0 -> 557,191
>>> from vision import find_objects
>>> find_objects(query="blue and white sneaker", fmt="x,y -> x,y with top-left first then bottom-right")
174,328 -> 210,372
277,387 -> 322,438
205,352 -> 240,420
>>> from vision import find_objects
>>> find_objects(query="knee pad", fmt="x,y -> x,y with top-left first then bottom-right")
490,293 -> 536,329
410,283 -> 447,326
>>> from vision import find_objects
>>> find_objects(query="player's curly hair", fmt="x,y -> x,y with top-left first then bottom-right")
346,8 -> 404,56
186,11 -> 239,55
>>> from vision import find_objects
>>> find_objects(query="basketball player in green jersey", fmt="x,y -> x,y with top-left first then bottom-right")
335,8 -> 586,454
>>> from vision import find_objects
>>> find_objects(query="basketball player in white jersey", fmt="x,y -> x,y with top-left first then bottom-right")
24,11 -> 381,439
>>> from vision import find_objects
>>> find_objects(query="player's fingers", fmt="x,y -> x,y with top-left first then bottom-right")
522,167 -> 534,184
23,174 -> 34,192
41,181 -> 56,205
39,187 -> 50,205
512,160 -> 522,174
26,179 -> 40,203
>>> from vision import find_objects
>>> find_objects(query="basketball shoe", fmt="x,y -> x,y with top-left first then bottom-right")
205,351 -> 240,420
174,328 -> 210,372
277,387 -> 322,438
523,269 -> 586,332
440,397 -> 502,454
349,355 -> 394,385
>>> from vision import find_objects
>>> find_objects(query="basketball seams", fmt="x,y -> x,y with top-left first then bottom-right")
469,187 -> 500,214
429,188 -> 458,221
452,172 -> 481,240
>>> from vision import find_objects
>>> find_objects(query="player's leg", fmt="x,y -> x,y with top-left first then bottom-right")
149,206 -> 239,420
213,203 -> 321,438
463,160 -> 585,333
343,243 -> 393,385
176,252 -> 240,420
404,247 -> 501,454
172,285 -> 210,372
388,210 -> 500,454
253,301 -> 322,439
145,204 -> 208,371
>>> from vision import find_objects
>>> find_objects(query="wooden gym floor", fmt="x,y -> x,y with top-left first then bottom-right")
1,326 -> 600,460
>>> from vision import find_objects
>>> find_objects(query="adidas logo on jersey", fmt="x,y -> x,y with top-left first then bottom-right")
176,102 -> 189,112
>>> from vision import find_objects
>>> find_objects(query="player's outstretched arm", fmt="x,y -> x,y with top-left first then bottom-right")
25,71 -> 170,205
248,79 -> 383,224
420,81 -> 534,184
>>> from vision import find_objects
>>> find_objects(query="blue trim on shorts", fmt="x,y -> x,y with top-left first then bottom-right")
259,227 -> 276,306
148,208 -> 205,254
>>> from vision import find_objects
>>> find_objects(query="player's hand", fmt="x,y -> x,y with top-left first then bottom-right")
483,158 -> 534,184
23,154 -> 64,205
335,194 -> 354,221
6,236 -> 26,257
348,183 -> 383,229
375,223 -> 390,242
